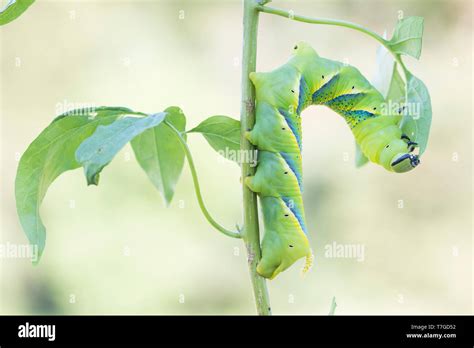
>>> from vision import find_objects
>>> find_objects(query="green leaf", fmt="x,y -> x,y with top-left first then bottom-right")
188,116 -> 241,162
372,43 -> 395,99
386,64 -> 406,106
388,16 -> 424,59
76,113 -> 166,185
131,107 -> 186,206
15,107 -> 136,262
0,0 -> 35,26
399,74 -> 432,155
382,64 -> 406,126
371,43 -> 406,107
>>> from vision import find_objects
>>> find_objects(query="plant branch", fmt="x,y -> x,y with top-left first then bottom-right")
257,4 -> 410,80
241,0 -> 271,315
165,121 -> 241,239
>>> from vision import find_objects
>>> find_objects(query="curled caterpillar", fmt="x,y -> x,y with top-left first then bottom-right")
247,42 -> 419,279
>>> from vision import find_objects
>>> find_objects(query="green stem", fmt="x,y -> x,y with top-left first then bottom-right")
241,0 -> 271,316
257,4 -> 410,81
165,121 -> 241,239
258,5 -> 385,44
329,296 -> 337,315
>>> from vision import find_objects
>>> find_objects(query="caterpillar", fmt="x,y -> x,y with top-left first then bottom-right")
246,42 -> 419,279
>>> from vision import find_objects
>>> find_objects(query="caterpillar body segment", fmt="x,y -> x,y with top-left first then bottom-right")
256,196 -> 310,280
248,42 -> 420,279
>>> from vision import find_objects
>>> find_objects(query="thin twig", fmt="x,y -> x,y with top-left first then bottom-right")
257,4 -> 410,81
165,121 -> 241,239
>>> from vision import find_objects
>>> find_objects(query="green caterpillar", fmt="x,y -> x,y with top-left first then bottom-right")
246,42 -> 419,279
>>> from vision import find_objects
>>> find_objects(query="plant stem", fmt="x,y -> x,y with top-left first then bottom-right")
329,296 -> 337,315
165,121 -> 241,239
241,0 -> 271,315
257,4 -> 410,81
258,5 -> 386,45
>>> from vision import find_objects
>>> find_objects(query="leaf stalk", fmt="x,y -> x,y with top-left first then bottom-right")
256,4 -> 410,80
165,121 -> 241,239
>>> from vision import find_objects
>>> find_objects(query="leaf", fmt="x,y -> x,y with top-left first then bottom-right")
0,0 -> 35,26
388,16 -> 424,59
399,74 -> 432,155
372,43 -> 395,99
15,107 -> 136,262
371,42 -> 406,107
188,116 -> 241,162
131,107 -> 186,206
76,113 -> 166,185
386,64 -> 406,106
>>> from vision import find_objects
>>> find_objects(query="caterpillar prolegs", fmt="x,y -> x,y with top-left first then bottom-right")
246,42 -> 419,279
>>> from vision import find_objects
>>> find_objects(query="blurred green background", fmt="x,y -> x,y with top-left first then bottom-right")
0,0 -> 472,314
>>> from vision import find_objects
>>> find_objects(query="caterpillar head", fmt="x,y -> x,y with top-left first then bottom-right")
379,137 -> 420,173
390,153 -> 420,172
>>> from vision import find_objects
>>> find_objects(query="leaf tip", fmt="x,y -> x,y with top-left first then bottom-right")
31,256 -> 41,266
30,242 -> 44,266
